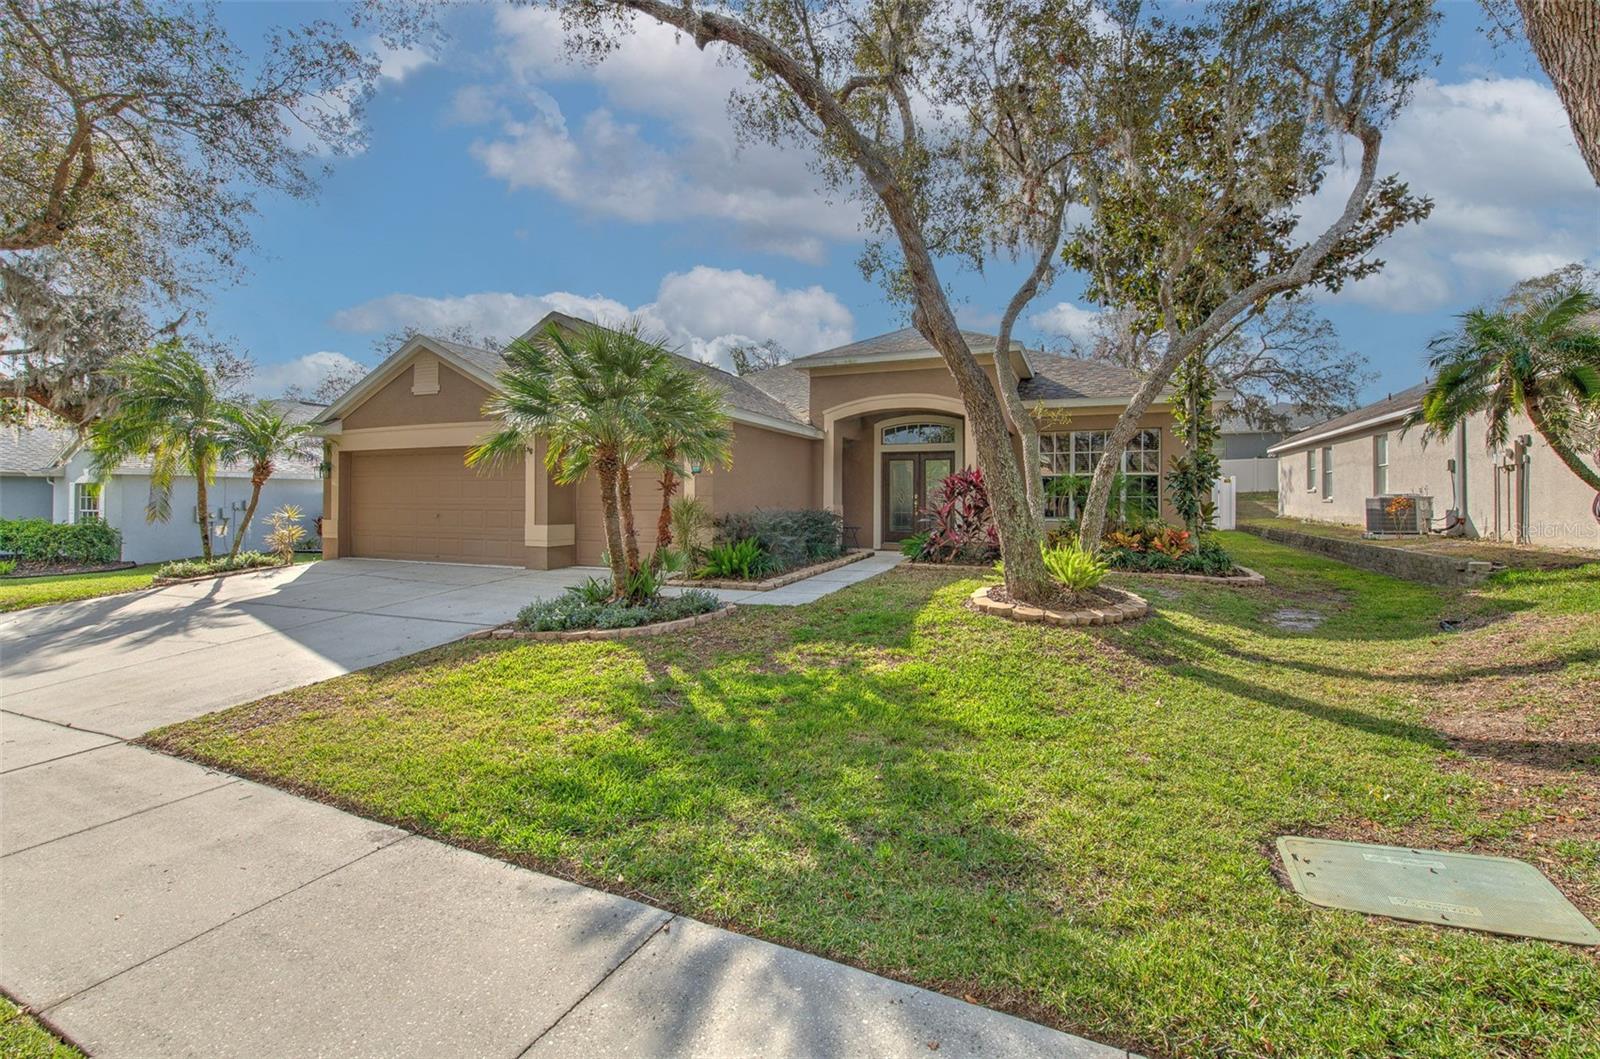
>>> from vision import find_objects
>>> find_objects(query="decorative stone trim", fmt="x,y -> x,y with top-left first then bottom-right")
669,549 -> 871,591
464,603 -> 737,643
968,585 -> 1149,627
151,562 -> 290,587
1108,565 -> 1266,587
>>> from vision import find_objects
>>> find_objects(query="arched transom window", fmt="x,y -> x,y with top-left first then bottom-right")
881,422 -> 957,446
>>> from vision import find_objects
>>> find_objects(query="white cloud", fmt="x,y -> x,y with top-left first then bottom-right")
376,42 -> 435,83
330,266 -> 855,371
251,351 -> 366,398
459,7 -> 861,262
1308,77 -> 1597,313
1031,301 -> 1103,347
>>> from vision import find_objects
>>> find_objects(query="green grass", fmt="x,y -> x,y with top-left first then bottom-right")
148,532 -> 1600,1058
0,997 -> 82,1059
0,553 -> 320,613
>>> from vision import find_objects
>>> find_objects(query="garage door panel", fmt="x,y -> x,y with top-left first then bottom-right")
348,450 -> 525,564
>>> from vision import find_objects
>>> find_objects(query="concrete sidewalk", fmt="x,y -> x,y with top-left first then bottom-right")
1,718 -> 1129,1058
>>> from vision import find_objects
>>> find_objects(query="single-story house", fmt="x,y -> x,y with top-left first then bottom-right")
313,312 -> 1182,568
0,403 -> 326,564
1267,384 -> 1600,551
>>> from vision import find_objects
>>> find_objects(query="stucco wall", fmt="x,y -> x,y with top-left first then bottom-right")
1275,410 -> 1599,551
698,423 -> 820,515
0,475 -> 53,520
342,360 -> 491,429
52,451 -> 323,563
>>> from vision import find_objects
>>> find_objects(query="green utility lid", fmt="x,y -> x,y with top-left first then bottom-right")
1277,836 -> 1599,946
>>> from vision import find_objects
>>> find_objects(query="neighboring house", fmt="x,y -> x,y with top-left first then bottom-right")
0,403 -> 326,564
313,312 -> 1182,567
1218,403 -> 1325,492
1267,384 -> 1600,551
0,423 -> 71,520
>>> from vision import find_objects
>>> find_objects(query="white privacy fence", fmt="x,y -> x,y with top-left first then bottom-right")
1221,457 -> 1279,493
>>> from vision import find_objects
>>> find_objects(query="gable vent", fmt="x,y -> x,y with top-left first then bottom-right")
412,353 -> 440,396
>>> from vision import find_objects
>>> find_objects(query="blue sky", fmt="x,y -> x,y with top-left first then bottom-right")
212,1 -> 1599,404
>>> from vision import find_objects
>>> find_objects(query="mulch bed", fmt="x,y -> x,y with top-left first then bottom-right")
669,549 -> 871,591
1107,564 -> 1266,586
2,560 -> 138,578
465,602 -> 738,642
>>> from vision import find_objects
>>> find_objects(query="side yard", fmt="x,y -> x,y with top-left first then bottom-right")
146,532 -> 1600,1058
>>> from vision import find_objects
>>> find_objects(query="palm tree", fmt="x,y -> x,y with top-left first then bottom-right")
645,366 -> 734,559
222,400 -> 311,559
89,340 -> 233,559
1413,283 -> 1600,493
467,318 -> 674,597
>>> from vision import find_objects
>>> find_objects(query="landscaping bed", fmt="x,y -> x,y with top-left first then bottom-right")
671,548 -> 870,590
150,551 -> 290,586
1,559 -> 138,578
969,583 -> 1148,626
146,532 -> 1600,1058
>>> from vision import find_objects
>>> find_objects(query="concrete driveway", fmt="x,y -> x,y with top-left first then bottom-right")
0,558 -> 604,738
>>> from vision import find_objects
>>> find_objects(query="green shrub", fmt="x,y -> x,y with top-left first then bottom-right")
1101,531 -> 1237,576
900,531 -> 931,559
698,538 -> 770,580
514,586 -> 722,632
713,508 -> 842,573
0,558 -> 15,576
1041,543 -> 1109,590
0,517 -> 122,565
156,551 -> 282,579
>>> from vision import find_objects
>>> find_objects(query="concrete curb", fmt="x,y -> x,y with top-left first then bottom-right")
968,585 -> 1149,627
150,562 -> 290,587
464,603 -> 737,643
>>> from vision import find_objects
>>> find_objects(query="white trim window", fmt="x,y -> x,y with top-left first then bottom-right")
1306,449 -> 1317,491
1373,433 -> 1389,494
74,481 -> 103,523
1321,445 -> 1334,499
1039,429 -> 1162,520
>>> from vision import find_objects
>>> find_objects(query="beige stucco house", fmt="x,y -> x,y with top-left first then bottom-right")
313,312 -> 1179,567
1268,383 -> 1600,552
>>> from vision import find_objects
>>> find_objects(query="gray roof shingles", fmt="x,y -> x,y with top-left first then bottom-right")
1273,383 -> 1432,451
0,423 -> 74,474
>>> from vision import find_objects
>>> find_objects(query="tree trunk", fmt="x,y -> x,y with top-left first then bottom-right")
1527,398 -> 1600,491
595,451 -> 629,595
1516,0 -> 1600,186
194,470 -> 212,561
612,0 -> 1054,606
230,473 -> 266,560
655,445 -> 678,554
617,460 -> 642,575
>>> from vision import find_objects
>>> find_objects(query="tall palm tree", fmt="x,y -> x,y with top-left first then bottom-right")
90,340 -> 233,559
1413,283 -> 1600,492
467,318 -> 674,596
222,400 -> 311,559
647,368 -> 733,556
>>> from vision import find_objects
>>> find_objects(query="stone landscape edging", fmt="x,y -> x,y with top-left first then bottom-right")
668,549 -> 871,591
151,562 -> 290,587
465,602 -> 738,643
1109,565 -> 1266,587
968,584 -> 1148,627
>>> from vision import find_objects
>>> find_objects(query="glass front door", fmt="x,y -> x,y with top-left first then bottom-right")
882,451 -> 956,542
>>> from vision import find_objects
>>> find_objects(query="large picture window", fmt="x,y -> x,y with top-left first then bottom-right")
1039,429 -> 1162,521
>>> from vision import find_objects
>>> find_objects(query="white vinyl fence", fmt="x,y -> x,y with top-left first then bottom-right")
1221,457 -> 1279,493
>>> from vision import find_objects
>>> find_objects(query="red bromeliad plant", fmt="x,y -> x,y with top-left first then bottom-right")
922,467 -> 1001,564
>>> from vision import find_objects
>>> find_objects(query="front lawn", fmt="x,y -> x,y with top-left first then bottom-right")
0,553 -> 320,613
0,997 -> 82,1059
147,532 -> 1600,1057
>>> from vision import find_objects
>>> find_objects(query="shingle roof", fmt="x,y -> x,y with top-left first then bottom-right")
741,362 -> 811,419
1016,354 -> 1143,401
1271,383 -> 1431,452
1218,403 -> 1326,435
789,327 -> 1016,366
0,423 -> 74,474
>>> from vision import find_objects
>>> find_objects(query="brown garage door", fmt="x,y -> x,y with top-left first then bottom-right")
347,449 -> 524,564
